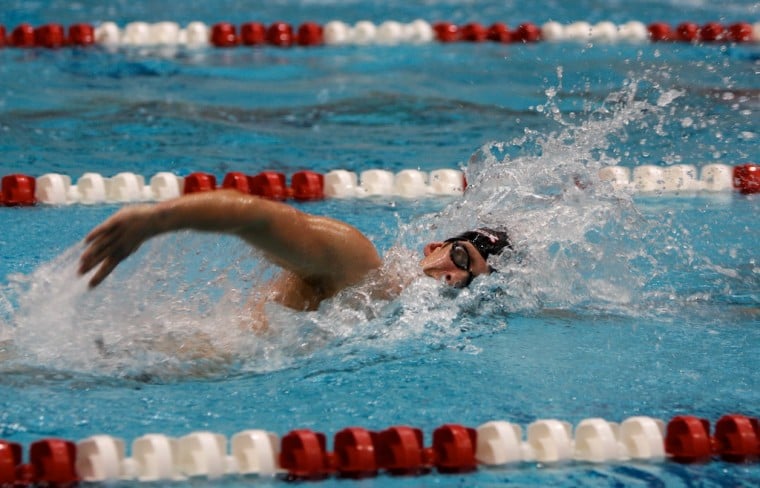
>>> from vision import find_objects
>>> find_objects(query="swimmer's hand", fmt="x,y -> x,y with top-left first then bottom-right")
78,205 -> 155,288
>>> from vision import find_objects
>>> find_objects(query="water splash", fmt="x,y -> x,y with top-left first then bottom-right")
1,79 -> 751,380
1,234 -> 278,380
386,78 -> 745,325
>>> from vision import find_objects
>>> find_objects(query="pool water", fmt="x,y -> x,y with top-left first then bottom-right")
1,0 -> 759,486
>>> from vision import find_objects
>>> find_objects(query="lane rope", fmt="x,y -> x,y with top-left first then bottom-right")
0,20 -> 758,49
0,414 -> 757,484
1,163 -> 758,207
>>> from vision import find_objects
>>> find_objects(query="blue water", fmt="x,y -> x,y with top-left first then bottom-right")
1,1 -> 759,486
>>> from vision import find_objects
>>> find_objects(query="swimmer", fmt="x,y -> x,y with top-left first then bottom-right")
78,190 -> 511,325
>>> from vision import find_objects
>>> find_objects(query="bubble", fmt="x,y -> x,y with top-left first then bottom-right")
657,89 -> 684,107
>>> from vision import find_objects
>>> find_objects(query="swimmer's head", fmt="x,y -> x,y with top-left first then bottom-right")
420,227 -> 512,287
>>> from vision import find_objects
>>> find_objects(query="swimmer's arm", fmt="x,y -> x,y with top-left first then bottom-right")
151,191 -> 382,288
79,190 -> 381,289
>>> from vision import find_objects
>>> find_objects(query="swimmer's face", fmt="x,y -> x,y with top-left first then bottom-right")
420,240 -> 491,287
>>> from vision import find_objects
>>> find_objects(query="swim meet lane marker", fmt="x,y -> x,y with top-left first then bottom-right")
0,414 -> 757,483
1,163 -> 759,207
0,20 -> 758,49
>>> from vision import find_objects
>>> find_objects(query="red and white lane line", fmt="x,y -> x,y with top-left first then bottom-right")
0,20 -> 758,49
1,163 -> 758,207
0,414 -> 757,484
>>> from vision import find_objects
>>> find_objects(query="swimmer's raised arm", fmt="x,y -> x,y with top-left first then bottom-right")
78,190 -> 382,290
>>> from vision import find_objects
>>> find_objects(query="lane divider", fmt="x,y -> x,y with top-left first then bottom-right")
0,169 -> 465,206
0,20 -> 758,49
600,163 -> 759,194
1,163 -> 758,207
0,414 -> 757,484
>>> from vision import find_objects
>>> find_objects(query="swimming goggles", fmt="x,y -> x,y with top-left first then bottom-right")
449,241 -> 475,287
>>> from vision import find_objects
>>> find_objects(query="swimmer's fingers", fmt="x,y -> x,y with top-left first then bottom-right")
80,206 -> 152,284
78,228 -> 128,276
88,256 -> 122,288
84,221 -> 108,244
80,226 -> 144,286
81,244 -> 139,284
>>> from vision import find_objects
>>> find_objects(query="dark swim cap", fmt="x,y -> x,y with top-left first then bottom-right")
444,227 -> 512,261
